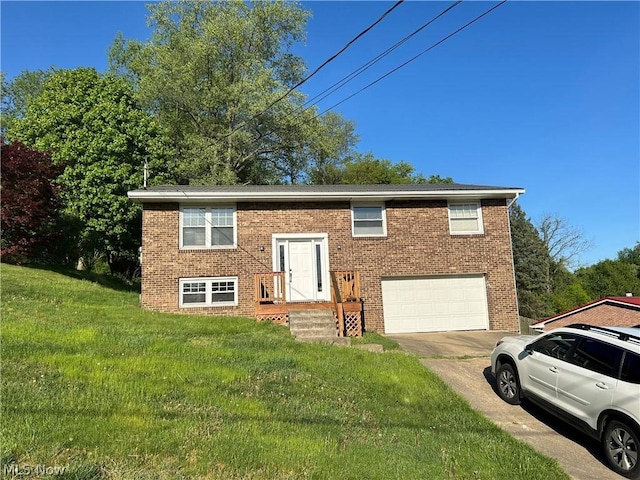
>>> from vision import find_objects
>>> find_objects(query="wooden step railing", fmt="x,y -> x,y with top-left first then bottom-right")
254,270 -> 362,336
255,272 -> 286,304
330,270 -> 361,303
330,271 -> 361,337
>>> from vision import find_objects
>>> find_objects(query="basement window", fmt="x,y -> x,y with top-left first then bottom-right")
179,277 -> 238,307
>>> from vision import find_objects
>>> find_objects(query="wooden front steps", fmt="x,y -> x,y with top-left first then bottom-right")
254,271 -> 364,337
289,309 -> 351,346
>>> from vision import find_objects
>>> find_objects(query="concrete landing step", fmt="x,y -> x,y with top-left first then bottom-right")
291,328 -> 338,338
295,336 -> 351,346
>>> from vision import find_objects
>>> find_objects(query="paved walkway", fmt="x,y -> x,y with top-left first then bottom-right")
387,331 -> 625,480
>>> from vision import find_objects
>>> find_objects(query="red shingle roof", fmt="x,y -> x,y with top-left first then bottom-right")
606,296 -> 640,306
531,296 -> 640,327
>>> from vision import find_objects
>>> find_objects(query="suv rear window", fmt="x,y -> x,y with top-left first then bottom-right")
567,338 -> 622,377
621,351 -> 640,384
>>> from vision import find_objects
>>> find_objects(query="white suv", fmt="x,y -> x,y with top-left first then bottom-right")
491,324 -> 640,479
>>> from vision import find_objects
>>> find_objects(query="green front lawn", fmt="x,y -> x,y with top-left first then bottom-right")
0,264 -> 568,479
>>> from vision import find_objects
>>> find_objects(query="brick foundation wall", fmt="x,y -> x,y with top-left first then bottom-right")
140,199 -> 520,332
541,303 -> 640,330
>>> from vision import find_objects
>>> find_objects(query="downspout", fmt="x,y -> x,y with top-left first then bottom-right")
506,192 -> 520,210
140,158 -> 148,306
506,193 -> 521,332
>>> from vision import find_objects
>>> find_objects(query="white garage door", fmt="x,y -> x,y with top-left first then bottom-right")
382,275 -> 489,333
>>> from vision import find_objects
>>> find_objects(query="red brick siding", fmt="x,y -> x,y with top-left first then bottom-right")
541,304 -> 640,330
140,199 -> 520,332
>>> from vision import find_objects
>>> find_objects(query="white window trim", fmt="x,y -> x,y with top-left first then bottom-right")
179,276 -> 238,308
179,205 -> 237,250
351,202 -> 387,238
448,201 -> 484,235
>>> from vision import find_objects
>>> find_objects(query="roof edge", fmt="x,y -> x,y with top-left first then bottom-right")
531,296 -> 640,327
128,186 -> 525,203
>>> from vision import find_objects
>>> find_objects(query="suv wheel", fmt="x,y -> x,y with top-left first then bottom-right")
496,363 -> 520,405
603,419 -> 640,479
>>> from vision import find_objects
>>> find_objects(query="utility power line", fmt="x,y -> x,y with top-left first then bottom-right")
230,0 -> 507,173
281,0 -> 405,103
300,1 -> 463,116
223,0 -> 405,139
316,0 -> 507,117
242,1 -> 464,152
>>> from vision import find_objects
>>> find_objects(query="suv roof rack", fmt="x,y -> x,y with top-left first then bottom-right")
566,323 -> 640,345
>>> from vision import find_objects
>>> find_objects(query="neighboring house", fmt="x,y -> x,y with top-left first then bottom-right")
531,296 -> 640,331
128,183 -> 524,334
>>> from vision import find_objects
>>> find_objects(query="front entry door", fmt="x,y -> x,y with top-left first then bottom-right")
275,236 -> 329,302
288,240 -> 315,301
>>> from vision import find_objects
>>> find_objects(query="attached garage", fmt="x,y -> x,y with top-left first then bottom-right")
381,275 -> 489,334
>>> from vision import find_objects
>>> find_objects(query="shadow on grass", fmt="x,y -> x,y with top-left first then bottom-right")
26,264 -> 141,294
482,366 -> 608,470
10,400 -> 501,437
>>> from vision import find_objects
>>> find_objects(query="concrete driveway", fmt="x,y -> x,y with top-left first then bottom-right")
387,331 -> 626,480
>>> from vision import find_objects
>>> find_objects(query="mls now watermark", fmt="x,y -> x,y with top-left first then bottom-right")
3,463 -> 67,476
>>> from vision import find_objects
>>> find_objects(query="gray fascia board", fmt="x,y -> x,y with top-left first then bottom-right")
128,187 -> 525,203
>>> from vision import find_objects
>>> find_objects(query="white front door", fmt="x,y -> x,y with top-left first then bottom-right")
274,235 -> 329,302
288,240 -> 316,301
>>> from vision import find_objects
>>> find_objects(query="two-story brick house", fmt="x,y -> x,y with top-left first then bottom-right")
128,183 -> 524,334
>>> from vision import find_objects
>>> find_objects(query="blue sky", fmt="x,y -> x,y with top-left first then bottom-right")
1,1 -> 638,267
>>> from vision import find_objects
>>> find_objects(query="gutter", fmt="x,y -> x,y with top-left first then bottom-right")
128,188 -> 526,203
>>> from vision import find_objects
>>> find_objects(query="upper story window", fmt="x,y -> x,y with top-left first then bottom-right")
180,205 -> 237,249
351,203 -> 386,237
448,202 -> 484,235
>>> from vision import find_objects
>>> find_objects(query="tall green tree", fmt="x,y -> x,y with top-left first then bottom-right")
535,213 -> 593,291
338,153 -> 452,185
548,281 -> 591,314
575,259 -> 640,300
546,266 -> 591,314
617,242 -> 640,278
306,112 -> 359,185
248,106 -> 357,185
1,69 -> 53,134
109,0 -> 351,185
509,203 -> 552,319
8,68 -> 176,274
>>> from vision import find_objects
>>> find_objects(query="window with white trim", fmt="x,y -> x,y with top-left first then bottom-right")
180,206 -> 237,249
448,202 -> 484,234
179,277 -> 238,307
351,204 -> 386,237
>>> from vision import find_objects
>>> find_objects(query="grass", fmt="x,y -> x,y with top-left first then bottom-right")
350,332 -> 402,351
0,264 -> 569,479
